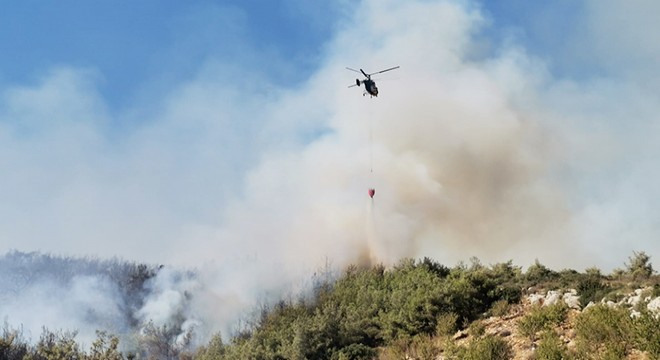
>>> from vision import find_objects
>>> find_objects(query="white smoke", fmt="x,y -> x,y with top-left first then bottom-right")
1,275 -> 123,346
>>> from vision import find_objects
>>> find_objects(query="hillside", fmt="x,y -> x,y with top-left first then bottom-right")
2,252 -> 660,359
194,252 -> 660,360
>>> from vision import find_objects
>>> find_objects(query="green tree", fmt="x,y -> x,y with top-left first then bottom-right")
525,259 -> 558,286
626,251 -> 654,280
381,259 -> 445,340
576,273 -> 609,307
437,265 -> 501,325
333,343 -> 377,360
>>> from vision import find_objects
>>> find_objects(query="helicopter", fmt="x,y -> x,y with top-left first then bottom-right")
346,66 -> 399,97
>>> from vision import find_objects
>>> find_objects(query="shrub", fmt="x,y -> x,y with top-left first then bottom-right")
543,302 -> 568,324
557,269 -> 581,288
461,335 -> 513,360
535,330 -> 566,360
487,261 -> 524,304
585,267 -> 602,277
435,312 -> 459,338
420,257 -> 450,278
379,335 -> 436,360
632,308 -> 660,359
574,304 -> 632,358
379,337 -> 408,360
137,321 -> 194,359
408,335 -> 439,360
438,266 -> 501,325
34,329 -> 84,360
518,303 -> 567,341
652,283 -> 660,298
518,311 -> 546,341
525,260 -> 558,286
625,251 -> 654,280
335,343 -> 377,360
380,259 -> 445,340
195,333 -> 225,360
468,320 -> 486,338
0,326 -> 29,360
88,331 -> 123,360
577,275 -> 609,307
489,299 -> 510,317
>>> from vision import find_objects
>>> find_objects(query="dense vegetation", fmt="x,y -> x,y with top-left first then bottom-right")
193,254 -> 660,360
2,251 -> 660,359
194,257 -> 524,359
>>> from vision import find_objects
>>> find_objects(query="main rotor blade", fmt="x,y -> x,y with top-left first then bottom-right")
369,66 -> 400,76
348,84 -> 358,88
346,67 -> 362,74
360,69 -> 369,78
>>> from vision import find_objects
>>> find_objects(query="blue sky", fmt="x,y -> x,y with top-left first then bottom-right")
0,0 -> 591,109
1,0 -> 659,273
0,1 -> 608,112
0,1 -> 339,109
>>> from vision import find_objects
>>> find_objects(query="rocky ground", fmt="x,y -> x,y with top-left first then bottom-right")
440,287 -> 660,360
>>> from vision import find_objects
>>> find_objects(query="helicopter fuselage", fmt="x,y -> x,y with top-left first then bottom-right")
362,79 -> 378,97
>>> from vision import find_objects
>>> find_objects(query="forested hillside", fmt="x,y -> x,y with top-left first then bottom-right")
194,253 -> 660,360
2,252 -> 660,359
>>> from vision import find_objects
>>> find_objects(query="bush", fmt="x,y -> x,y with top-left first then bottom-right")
525,260 -> 558,286
437,264 -> 504,326
334,343 -> 377,360
88,331 -> 123,360
379,337 -> 408,360
535,330 -> 566,360
379,335 -> 437,360
518,304 -> 567,341
195,333 -> 225,360
632,308 -> 660,359
408,335 -> 439,360
420,257 -> 450,278
576,275 -> 609,307
435,312 -> 459,338
137,321 -> 194,359
34,329 -> 84,360
625,251 -> 654,280
457,335 -> 513,360
203,256 -> 660,359
468,320 -> 486,338
574,304 -> 632,358
0,326 -> 29,360
487,261 -> 523,305
380,259 -> 446,340
489,299 -> 510,317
